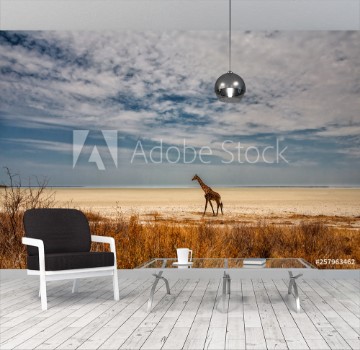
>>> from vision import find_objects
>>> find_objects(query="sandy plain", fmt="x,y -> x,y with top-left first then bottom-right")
48,187 -> 360,228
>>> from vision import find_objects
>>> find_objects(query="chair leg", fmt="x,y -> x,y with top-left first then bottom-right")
39,274 -> 47,311
113,268 -> 120,301
72,279 -> 78,293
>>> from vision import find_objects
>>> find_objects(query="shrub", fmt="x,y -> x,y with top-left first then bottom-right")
0,167 -> 55,268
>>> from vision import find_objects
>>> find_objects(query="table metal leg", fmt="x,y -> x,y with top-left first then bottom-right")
222,272 -> 227,295
220,272 -> 231,313
222,271 -> 231,296
147,271 -> 170,313
288,271 -> 303,312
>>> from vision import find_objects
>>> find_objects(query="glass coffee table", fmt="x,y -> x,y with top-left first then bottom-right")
138,258 -> 316,312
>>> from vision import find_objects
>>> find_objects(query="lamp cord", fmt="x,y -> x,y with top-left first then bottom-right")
229,0 -> 231,72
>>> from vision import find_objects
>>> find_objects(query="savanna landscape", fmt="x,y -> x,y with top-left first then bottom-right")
1,169 -> 359,270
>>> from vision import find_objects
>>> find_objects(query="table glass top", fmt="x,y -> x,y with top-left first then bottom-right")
138,258 -> 315,269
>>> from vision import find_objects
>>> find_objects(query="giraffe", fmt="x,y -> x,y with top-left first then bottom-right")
192,174 -> 223,216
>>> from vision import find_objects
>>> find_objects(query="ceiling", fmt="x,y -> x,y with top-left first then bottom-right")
1,0 -> 359,31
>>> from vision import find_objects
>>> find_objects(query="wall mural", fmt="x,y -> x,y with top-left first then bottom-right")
0,31 -> 359,269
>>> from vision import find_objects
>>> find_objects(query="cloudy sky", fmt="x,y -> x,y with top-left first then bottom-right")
0,31 -> 359,187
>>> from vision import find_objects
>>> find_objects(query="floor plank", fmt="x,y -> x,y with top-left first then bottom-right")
277,278 -> 352,350
0,278 -> 104,343
124,280 -> 190,349
242,280 -> 267,350
226,279 -> 245,350
1,276 -> 359,350
62,279 -> 154,350
305,279 -> 360,334
320,279 -> 360,317
252,279 -> 287,350
1,279 -> 115,349
182,279 -> 220,349
295,280 -> 356,350
140,280 -> 198,350
162,280 -> 209,349
268,280 -> 329,350
98,278 -> 181,350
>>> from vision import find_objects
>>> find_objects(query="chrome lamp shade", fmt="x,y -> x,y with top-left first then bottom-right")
214,71 -> 246,103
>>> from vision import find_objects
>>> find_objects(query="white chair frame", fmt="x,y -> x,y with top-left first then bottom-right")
22,235 -> 119,310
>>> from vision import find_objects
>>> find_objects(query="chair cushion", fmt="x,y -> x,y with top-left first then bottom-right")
27,252 -> 114,271
24,209 -> 91,255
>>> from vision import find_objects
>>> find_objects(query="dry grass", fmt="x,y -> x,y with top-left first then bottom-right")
1,210 -> 359,270
90,214 -> 360,269
0,211 -> 26,269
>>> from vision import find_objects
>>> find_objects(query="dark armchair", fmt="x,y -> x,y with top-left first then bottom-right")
22,208 -> 119,310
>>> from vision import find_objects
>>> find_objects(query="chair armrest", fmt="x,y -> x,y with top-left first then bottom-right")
91,235 -> 114,244
91,235 -> 117,267
22,237 -> 45,251
22,237 -> 45,272
91,235 -> 115,250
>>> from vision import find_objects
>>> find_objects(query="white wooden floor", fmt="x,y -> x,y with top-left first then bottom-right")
0,276 -> 359,349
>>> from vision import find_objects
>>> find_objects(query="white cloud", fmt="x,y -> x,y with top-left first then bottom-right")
1,31 -> 359,141
2,137 -> 73,153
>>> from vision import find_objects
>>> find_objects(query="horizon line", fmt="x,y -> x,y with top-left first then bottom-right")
6,185 -> 360,189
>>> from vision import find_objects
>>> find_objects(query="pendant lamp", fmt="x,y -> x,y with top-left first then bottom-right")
214,0 -> 246,103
